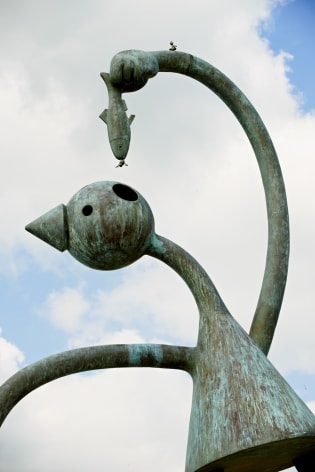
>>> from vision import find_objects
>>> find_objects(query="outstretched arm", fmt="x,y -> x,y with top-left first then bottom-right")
0,343 -> 193,426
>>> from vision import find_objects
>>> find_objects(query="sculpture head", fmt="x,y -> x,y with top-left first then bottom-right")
26,181 -> 155,270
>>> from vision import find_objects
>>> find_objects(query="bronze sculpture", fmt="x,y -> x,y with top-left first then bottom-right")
1,49 -> 314,471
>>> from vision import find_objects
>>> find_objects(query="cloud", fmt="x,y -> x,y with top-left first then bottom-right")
0,329 -> 24,384
0,369 -> 192,471
40,285 -> 90,333
1,0 -> 315,470
38,260 -> 199,348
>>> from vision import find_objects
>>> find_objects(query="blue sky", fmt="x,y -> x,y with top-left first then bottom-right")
260,0 -> 315,408
262,0 -> 315,112
0,1 -> 314,470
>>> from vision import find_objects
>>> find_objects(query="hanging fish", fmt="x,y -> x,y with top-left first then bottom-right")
99,72 -> 135,161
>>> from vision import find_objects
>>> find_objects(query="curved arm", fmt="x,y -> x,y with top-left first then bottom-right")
110,50 -> 290,355
0,343 -> 193,426
147,233 -> 231,326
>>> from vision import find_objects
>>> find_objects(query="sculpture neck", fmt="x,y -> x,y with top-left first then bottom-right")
146,233 -> 231,344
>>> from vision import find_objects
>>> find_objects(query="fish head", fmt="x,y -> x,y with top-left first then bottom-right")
110,137 -> 130,160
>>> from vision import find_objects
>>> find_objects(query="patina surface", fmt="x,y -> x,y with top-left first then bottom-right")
99,72 -> 135,160
20,179 -> 315,470
104,49 -> 290,357
1,50 -> 314,471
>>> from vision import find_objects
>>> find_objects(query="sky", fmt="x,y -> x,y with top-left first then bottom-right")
0,0 -> 314,470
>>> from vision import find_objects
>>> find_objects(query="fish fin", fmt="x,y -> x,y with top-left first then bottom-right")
129,114 -> 135,125
100,72 -> 110,85
122,99 -> 128,111
99,109 -> 108,124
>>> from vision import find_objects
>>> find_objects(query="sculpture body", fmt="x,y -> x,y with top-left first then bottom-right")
24,180 -> 315,471
1,50 -> 315,471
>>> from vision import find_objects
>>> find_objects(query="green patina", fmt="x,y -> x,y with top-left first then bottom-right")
1,50 -> 314,471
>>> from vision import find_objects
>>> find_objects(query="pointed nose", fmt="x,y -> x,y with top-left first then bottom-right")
25,203 -> 68,252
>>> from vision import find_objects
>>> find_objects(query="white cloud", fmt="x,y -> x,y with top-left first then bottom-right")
40,285 -> 90,333
1,0 -> 315,470
0,369 -> 192,471
39,260 -> 199,348
0,329 -> 24,384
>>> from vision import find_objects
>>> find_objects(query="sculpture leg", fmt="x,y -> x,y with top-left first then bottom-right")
294,451 -> 315,471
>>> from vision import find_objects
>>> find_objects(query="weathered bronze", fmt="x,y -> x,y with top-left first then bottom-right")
26,181 -> 154,270
21,179 -> 315,471
1,50 -> 314,471
104,49 -> 289,356
99,73 -> 135,160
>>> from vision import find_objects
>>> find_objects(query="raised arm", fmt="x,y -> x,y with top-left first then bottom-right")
105,49 -> 289,355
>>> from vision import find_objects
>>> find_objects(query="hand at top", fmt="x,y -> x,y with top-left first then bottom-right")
109,50 -> 159,92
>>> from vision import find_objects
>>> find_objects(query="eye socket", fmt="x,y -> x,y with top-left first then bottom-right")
82,205 -> 93,216
113,183 -> 138,201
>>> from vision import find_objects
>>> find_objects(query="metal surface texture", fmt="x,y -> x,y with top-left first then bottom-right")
19,179 -> 315,470
99,72 -> 135,160
0,342 -> 193,427
1,50 -> 314,471
148,234 -> 315,471
26,181 -> 155,270
105,49 -> 290,356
